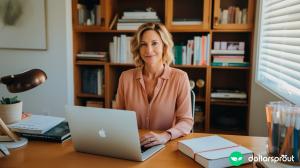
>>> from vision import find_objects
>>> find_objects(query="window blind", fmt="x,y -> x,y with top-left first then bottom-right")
257,0 -> 300,105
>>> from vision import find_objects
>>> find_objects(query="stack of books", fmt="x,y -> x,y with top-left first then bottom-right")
77,51 -> 108,61
117,10 -> 160,30
173,34 -> 211,65
178,135 -> 253,168
8,115 -> 70,143
219,6 -> 248,24
211,41 -> 249,67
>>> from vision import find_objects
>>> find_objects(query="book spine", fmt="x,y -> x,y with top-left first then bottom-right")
18,133 -> 63,142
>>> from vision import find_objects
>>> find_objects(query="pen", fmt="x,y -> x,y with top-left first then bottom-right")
280,108 -> 295,156
265,104 -> 273,154
293,109 -> 300,162
272,103 -> 280,156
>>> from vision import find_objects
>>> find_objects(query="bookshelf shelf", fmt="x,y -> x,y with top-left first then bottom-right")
209,128 -> 248,135
211,29 -> 252,33
211,66 -> 250,70
169,28 -> 210,33
109,63 -> 135,67
195,96 -> 206,103
72,0 -> 256,135
173,65 -> 208,69
76,61 -> 107,66
74,26 -> 107,32
77,93 -> 104,99
210,100 -> 248,107
75,27 -> 137,33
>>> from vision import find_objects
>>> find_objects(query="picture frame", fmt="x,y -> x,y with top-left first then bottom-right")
0,0 -> 47,50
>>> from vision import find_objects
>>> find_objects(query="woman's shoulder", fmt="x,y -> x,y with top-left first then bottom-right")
119,67 -> 140,79
169,67 -> 188,78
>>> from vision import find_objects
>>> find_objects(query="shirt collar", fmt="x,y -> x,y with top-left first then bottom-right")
135,64 -> 171,80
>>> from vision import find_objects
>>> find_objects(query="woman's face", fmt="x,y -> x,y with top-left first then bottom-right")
139,30 -> 164,66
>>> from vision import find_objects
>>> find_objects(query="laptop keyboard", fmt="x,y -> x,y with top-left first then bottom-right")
141,145 -> 151,153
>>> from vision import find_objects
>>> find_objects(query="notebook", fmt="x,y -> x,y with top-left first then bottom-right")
65,105 -> 165,161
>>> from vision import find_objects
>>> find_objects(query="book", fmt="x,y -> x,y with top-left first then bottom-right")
178,135 -> 237,158
77,52 -> 108,61
211,90 -> 247,99
8,115 -> 65,134
213,55 -> 244,63
17,122 -> 71,143
178,135 -> 253,168
109,14 -> 118,29
211,49 -> 244,55
172,20 -> 202,25
172,18 -> 202,25
211,62 -> 249,67
195,146 -> 253,168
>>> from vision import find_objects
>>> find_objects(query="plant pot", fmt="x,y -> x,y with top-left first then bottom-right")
0,101 -> 22,124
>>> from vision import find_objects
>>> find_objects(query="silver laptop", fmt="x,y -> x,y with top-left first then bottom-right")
65,105 -> 165,161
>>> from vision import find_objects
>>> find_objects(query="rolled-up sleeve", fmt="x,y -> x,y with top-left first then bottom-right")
167,73 -> 194,139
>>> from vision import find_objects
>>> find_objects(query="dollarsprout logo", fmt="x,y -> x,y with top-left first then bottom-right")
229,151 -> 244,166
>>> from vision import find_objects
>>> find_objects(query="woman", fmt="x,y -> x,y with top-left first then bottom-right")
115,23 -> 193,148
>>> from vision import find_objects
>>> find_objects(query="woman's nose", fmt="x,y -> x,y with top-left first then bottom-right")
145,45 -> 153,54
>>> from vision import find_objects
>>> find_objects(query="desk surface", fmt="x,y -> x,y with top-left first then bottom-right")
2,133 -> 267,168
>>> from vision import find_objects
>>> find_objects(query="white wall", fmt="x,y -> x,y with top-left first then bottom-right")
249,0 -> 280,136
0,0 -> 73,117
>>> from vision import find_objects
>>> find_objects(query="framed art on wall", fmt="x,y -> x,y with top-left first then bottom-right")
0,0 -> 47,50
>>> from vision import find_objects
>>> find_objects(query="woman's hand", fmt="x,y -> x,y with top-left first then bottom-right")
140,131 -> 171,148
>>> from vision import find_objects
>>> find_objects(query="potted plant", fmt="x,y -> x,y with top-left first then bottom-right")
0,96 -> 22,124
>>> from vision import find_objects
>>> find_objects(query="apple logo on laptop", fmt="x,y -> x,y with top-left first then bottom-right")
98,128 -> 106,138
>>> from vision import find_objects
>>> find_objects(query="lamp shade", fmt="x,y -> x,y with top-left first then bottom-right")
0,69 -> 47,93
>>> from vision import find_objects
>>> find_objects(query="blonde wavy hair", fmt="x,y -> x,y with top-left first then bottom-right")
131,23 -> 174,67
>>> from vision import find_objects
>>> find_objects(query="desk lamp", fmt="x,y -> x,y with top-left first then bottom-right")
0,69 -> 47,151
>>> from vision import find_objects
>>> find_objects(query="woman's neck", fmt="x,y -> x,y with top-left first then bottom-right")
143,63 -> 164,79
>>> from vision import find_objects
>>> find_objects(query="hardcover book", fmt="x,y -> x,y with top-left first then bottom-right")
18,122 -> 71,143
178,135 -> 253,168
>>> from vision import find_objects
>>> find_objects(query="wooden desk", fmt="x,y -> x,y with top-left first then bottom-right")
1,133 -> 267,168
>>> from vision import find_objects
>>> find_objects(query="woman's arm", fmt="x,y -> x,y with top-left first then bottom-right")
167,72 -> 194,139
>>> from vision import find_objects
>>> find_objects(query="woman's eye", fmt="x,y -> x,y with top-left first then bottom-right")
152,42 -> 159,47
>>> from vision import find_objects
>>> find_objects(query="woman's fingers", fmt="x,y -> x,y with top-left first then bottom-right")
140,136 -> 156,146
144,139 -> 160,147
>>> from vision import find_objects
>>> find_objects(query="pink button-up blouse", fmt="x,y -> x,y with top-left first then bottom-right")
115,65 -> 193,139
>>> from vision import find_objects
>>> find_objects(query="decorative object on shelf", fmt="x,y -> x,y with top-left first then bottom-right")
196,79 -> 205,89
0,69 -> 47,151
189,80 -> 195,90
0,0 -> 47,50
77,0 -> 101,26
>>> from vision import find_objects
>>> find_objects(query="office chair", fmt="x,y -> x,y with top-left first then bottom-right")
191,89 -> 195,132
